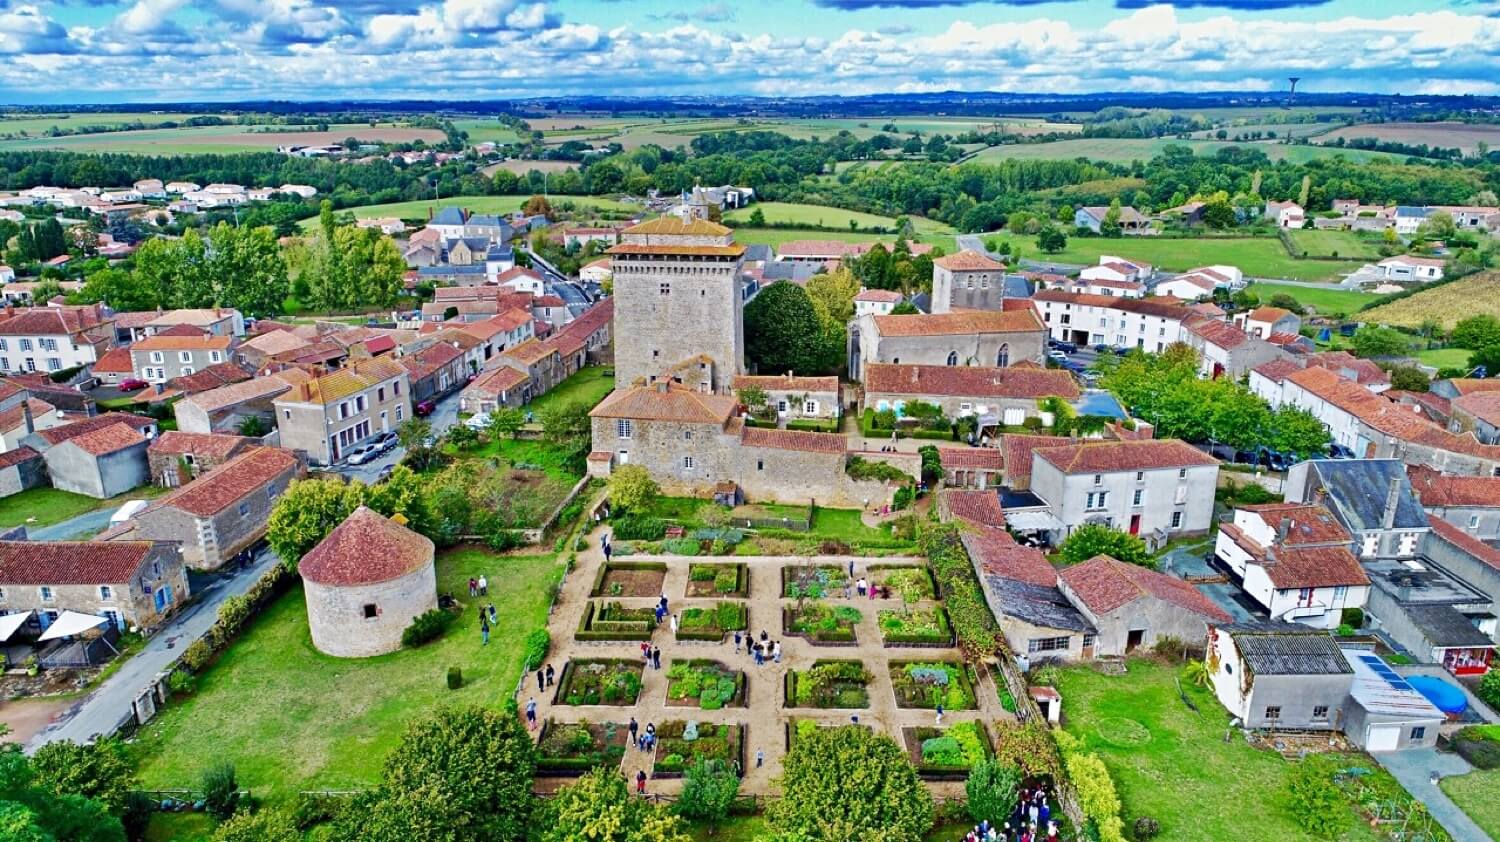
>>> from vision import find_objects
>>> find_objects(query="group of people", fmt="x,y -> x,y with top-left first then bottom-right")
963,786 -> 1058,842
477,601 -> 498,644
640,640 -> 663,670
733,629 -> 781,665
467,575 -> 489,597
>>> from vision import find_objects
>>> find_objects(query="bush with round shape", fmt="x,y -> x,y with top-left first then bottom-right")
768,725 -> 932,842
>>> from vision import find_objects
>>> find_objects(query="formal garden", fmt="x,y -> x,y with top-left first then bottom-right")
665,660 -> 747,709
890,661 -> 979,710
686,562 -> 749,598
676,602 -> 749,642
555,659 -> 645,706
786,660 -> 874,709
784,601 -> 862,644
905,720 -> 995,778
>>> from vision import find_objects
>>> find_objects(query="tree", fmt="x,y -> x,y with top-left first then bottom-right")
1100,197 -> 1123,238
213,808 -> 300,842
744,281 -> 838,375
523,195 -> 553,217
30,738 -> 134,815
202,761 -> 239,821
1267,293 -> 1304,315
609,464 -> 659,514
1350,326 -> 1411,359
486,407 -> 525,440
236,415 -> 270,437
1388,366 -> 1430,392
538,400 -> 592,474
543,767 -> 692,842
365,466 -> 435,538
768,726 -> 932,842
29,278 -> 63,306
1471,344 -> 1500,378
890,300 -> 919,315
1451,315 -> 1500,351
1036,225 -> 1067,254
77,267 -> 159,311
206,222 -> 289,316
675,758 -> 739,828
1265,406 -> 1331,457
748,207 -> 766,226
1479,668 -> 1500,710
965,758 -> 1022,826
1200,197 -> 1235,229
737,385 -> 769,415
265,478 -> 367,569
386,706 -> 534,840
1057,524 -> 1152,568
805,267 -> 860,327
396,417 -> 432,452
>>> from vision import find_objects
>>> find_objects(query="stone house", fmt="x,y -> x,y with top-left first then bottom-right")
1028,439 -> 1220,547
542,299 -> 613,374
0,446 -> 45,497
969,524 -> 1097,661
1182,316 -> 1289,380
848,308 -> 1045,381
1235,306 -> 1301,340
108,447 -> 301,570
30,414 -> 158,499
139,308 -> 244,339
497,338 -> 564,398
459,365 -> 531,416
0,539 -> 189,632
1284,459 -> 1431,560
931,250 -> 1007,313
1058,554 -> 1231,655
938,448 -> 1005,490
398,341 -> 465,403
130,334 -> 234,383
173,371 -> 306,435
730,374 -> 840,424
1207,621 -> 1354,731
147,430 -> 255,488
0,398 -> 63,451
1449,393 -> 1500,445
457,308 -> 535,364
236,329 -> 311,369
861,362 -> 1079,429
1406,465 -> 1500,541
272,357 -> 410,466
1214,503 -> 1370,629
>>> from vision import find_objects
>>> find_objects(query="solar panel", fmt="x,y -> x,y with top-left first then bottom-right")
1360,655 -> 1383,665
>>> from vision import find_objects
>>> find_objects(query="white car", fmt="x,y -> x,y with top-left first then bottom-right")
464,413 -> 492,432
345,443 -> 380,465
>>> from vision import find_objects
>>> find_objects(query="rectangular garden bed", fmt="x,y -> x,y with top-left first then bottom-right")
652,720 -> 746,779
877,606 -> 955,648
784,602 -> 861,646
868,564 -> 939,600
782,564 -> 850,599
535,720 -> 628,777
784,717 -> 871,751
785,660 -> 872,709
686,562 -> 749,598
576,601 -> 658,641
903,721 -> 994,780
676,601 -> 749,642
666,659 -> 747,710
889,661 -> 979,710
555,659 -> 644,706
590,561 -> 667,598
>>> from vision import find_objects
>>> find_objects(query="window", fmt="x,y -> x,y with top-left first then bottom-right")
1312,705 -> 1329,720
1135,471 -> 1144,481
1178,468 -> 1187,478
355,395 -> 368,412
149,350 -> 163,363
997,344 -> 1009,367
363,604 -> 378,619
0,358 -> 7,371
39,586 -> 53,601
1333,585 -> 1347,602
283,409 -> 291,419
18,339 -> 31,351
1133,489 -> 1143,506
1082,633 -> 1097,650
210,351 -> 222,363
238,502 -> 250,516
1171,511 -> 1183,528
1027,636 -> 1071,653
1470,514 -> 1481,529
180,366 -> 193,376
683,456 -> 694,469
378,387 -> 385,402
39,338 -> 55,351
757,460 -> 764,471
45,358 -> 60,371
616,419 -> 633,439
0,587 -> 4,600
179,351 -> 192,363
1410,726 -> 1426,740
1264,706 -> 1281,720
1093,474 -> 1102,485
1086,491 -> 1109,510
660,282 -> 671,295
804,400 -> 818,414
392,381 -> 400,396
683,430 -> 693,440
0,340 -> 6,351
395,405 -> 403,421
99,585 -> 112,600
946,351 -> 959,366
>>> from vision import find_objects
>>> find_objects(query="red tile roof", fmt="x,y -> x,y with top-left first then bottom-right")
965,524 -> 1058,587
1060,555 -> 1230,621
1238,503 -> 1352,544
0,305 -> 105,337
1248,306 -> 1293,324
1185,315 -> 1251,350
0,539 -> 154,585
855,289 -> 903,303
67,423 -> 147,456
1001,434 -> 1081,490
166,362 -> 252,395
463,365 -> 529,399
0,398 -> 52,433
864,363 -> 1079,400
942,489 -> 1004,527
1427,514 -> 1500,572
1406,465 -> 1500,508
0,446 -> 41,470
590,380 -> 737,424
399,341 -> 463,382
934,250 -> 1004,272
740,425 -> 846,454
131,333 -> 233,352
937,447 -> 1004,471
1446,379 -> 1500,397
92,347 -> 133,374
149,431 -> 252,459
1218,522 -> 1368,589
731,373 -> 839,394
37,412 -> 155,447
298,506 -> 434,587
1033,439 -> 1217,475
872,309 -> 1043,337
1252,358 -> 1304,384
156,447 -> 299,517
1453,392 -> 1500,426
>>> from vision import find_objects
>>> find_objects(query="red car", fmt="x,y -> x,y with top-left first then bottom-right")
414,399 -> 436,416
119,378 -> 148,391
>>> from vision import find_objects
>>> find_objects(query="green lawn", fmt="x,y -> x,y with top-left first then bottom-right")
1283,229 -> 1382,260
132,548 -> 561,800
1000,235 -> 1362,281
1053,659 -> 1383,842
1440,769 -> 1500,838
1244,282 -> 1386,316
700,817 -> 971,841
722,201 -> 956,239
1417,347 -> 1473,369
0,487 -> 113,528
143,812 -> 214,842
314,194 -> 637,226
525,366 -> 614,417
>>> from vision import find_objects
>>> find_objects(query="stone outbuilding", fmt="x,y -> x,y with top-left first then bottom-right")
298,506 -> 437,658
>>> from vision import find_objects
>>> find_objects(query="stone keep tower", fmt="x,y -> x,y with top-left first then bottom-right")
607,216 -> 745,393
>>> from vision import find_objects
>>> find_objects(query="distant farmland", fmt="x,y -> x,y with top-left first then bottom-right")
1318,121 -> 1500,154
0,123 -> 445,154
965,138 -> 1407,165
1361,272 -> 1500,330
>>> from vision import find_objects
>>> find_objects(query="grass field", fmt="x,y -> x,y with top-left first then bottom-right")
724,201 -> 901,230
132,547 -> 560,798
966,138 -> 1405,165
0,487 -> 116,528
733,226 -> 957,255
1245,281 -> 1385,315
452,117 -> 527,144
1362,272 -> 1500,330
1440,768 -> 1500,838
1053,659 -> 1383,842
0,122 -> 444,154
523,365 -> 614,417
996,234 -> 1363,281
0,111 -> 228,137
315,194 -> 637,225
1416,347 -> 1473,369
1283,229 -> 1382,260
481,159 -> 579,176
1319,121 -> 1500,155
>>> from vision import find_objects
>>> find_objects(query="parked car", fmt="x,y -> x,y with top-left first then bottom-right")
1047,350 -> 1069,362
344,443 -> 379,466
415,399 -> 436,416
1234,448 -> 1260,466
1328,443 -> 1356,459
465,412 -> 492,432
1050,339 -> 1078,353
1261,450 -> 1291,472
373,431 -> 399,453
376,464 -> 396,482
119,378 -> 148,391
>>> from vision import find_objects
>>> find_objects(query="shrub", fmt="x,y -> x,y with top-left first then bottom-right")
401,609 -> 454,648
447,666 -> 463,690
965,758 -> 1021,824
1134,816 -> 1161,840
180,638 -> 214,673
202,761 -> 239,821
1479,669 -> 1500,711
1340,607 -> 1364,629
663,537 -> 700,556
167,670 -> 196,696
522,629 -> 550,671
846,456 -> 913,483
612,513 -> 666,541
1336,624 -> 1355,637
1283,758 -> 1351,839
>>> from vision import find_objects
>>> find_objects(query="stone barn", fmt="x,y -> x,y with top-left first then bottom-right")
298,506 -> 437,658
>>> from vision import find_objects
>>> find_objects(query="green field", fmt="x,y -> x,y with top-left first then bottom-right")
1417,347 -> 1474,369
0,122 -> 445,154
0,111 -> 228,137
0,487 -> 117,528
1244,282 -> 1385,315
313,194 -> 638,225
967,138 -> 1405,165
451,117 -> 527,144
1054,660 -> 1383,842
733,226 -> 956,255
996,235 -> 1362,281
522,365 -> 614,418
1283,229 -> 1382,260
1440,768 -> 1500,837
725,201 -> 901,230
132,548 -> 561,798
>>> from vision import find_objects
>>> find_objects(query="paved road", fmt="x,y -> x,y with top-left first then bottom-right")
332,387 -> 463,484
26,549 -> 282,752
26,508 -> 117,542
1374,748 -> 1492,842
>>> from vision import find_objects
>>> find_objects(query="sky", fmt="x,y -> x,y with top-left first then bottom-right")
0,0 -> 1497,103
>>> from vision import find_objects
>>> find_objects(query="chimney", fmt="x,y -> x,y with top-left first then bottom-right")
20,400 -> 33,436
1136,422 -> 1154,440
1276,516 -> 1290,545
1381,475 -> 1402,530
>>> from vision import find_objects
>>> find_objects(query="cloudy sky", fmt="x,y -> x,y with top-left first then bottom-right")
0,0 -> 1497,103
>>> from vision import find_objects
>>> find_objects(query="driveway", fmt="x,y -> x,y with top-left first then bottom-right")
26,507 -> 117,542
1373,748 -> 1492,842
331,387 -> 463,484
26,548 -> 283,752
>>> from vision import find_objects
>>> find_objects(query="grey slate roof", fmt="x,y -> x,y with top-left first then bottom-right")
429,207 -> 466,226
743,244 -> 773,263
1226,621 -> 1352,675
1306,459 -> 1427,532
1002,273 -> 1034,299
760,262 -> 820,283
985,574 -> 1095,633
1405,604 -> 1496,648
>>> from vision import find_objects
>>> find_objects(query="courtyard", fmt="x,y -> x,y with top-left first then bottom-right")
525,530 -> 1015,798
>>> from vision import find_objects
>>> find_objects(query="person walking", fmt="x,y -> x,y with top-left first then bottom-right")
636,769 -> 647,795
545,663 -> 555,687
645,722 -> 655,751
755,748 -> 764,768
856,577 -> 867,597
603,541 -> 612,562
525,697 -> 537,729
847,559 -> 855,578
772,641 -> 781,664
480,615 -> 490,646
468,577 -> 477,597
488,603 -> 497,624
733,630 -> 742,651
629,717 -> 639,748
536,667 -> 545,692
652,647 -> 661,670
753,643 -> 764,667
478,574 -> 488,596
935,702 -> 944,726
669,613 -> 679,635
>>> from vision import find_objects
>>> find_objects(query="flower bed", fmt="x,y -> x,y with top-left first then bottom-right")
652,720 -> 746,779
889,661 -> 979,710
590,561 -> 666,598
904,721 -> 994,779
785,659 -> 872,709
576,601 -> 657,642
535,720 -> 628,776
782,564 -> 849,599
869,564 -> 939,600
686,563 -> 749,598
676,601 -> 749,642
556,659 -> 644,706
784,602 -> 862,645
785,717 -> 872,751
666,659 -> 747,710
877,607 -> 955,648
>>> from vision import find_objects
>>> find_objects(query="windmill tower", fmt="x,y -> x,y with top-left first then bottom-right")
1287,77 -> 1301,108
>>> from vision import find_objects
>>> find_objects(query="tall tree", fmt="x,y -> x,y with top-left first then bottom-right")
744,281 -> 838,375
265,478 -> 368,569
542,767 -> 691,842
207,222 -> 289,316
768,726 -> 933,842
77,267 -> 160,311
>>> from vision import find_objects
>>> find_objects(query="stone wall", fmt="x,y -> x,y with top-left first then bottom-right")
0,544 -> 188,630
932,267 -> 1006,314
0,458 -> 44,497
611,253 -> 743,392
43,441 -> 148,499
304,564 -> 437,658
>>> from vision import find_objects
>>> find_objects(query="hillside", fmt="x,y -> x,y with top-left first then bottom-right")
1361,272 -> 1500,330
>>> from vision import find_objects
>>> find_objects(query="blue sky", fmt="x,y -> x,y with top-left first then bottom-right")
0,0 -> 1497,102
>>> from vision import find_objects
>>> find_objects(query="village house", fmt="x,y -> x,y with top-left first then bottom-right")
1074,257 -> 1149,298
0,540 -> 189,633
496,338 -> 565,397
398,341 -> 465,403
969,520 -> 1098,661
0,446 -> 45,497
1058,554 -> 1231,655
731,373 -> 840,425
861,362 -> 1079,429
1376,255 -> 1445,283
424,207 -> 511,243
457,308 -> 536,364
938,448 -> 1005,490
146,430 -> 254,488
1152,265 -> 1241,300
563,225 -> 624,249
580,257 -> 612,284
356,218 -> 405,235
1406,464 -> 1500,541
854,289 -> 903,317
1028,439 -> 1220,547
1235,306 -> 1301,340
1182,316 -> 1289,380
0,303 -> 111,374
459,365 -> 530,415
1285,459 -> 1431,560
1213,503 -> 1371,629
930,250 -> 1009,312
0,398 -> 62,452
1074,205 -> 1150,234
1362,548 -> 1494,677
1449,392 -> 1500,444
1339,648 -> 1444,753
1207,621 -> 1354,731
775,239 -> 933,268
106,447 -> 301,570
129,334 -> 234,383
272,357 -> 410,466
541,299 -> 612,375
1030,291 -> 1191,353
848,308 -> 1045,381
28,413 -> 158,499
173,370 -> 307,435
1265,201 -> 1306,228
495,266 -> 545,296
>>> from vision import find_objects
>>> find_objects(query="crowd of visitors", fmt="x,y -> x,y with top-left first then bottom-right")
964,786 -> 1060,842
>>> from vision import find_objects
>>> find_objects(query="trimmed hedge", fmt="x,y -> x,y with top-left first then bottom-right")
576,601 -> 656,642
180,562 -> 295,674
588,560 -> 668,597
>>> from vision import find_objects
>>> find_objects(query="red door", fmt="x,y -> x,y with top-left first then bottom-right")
1129,515 -> 1141,535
